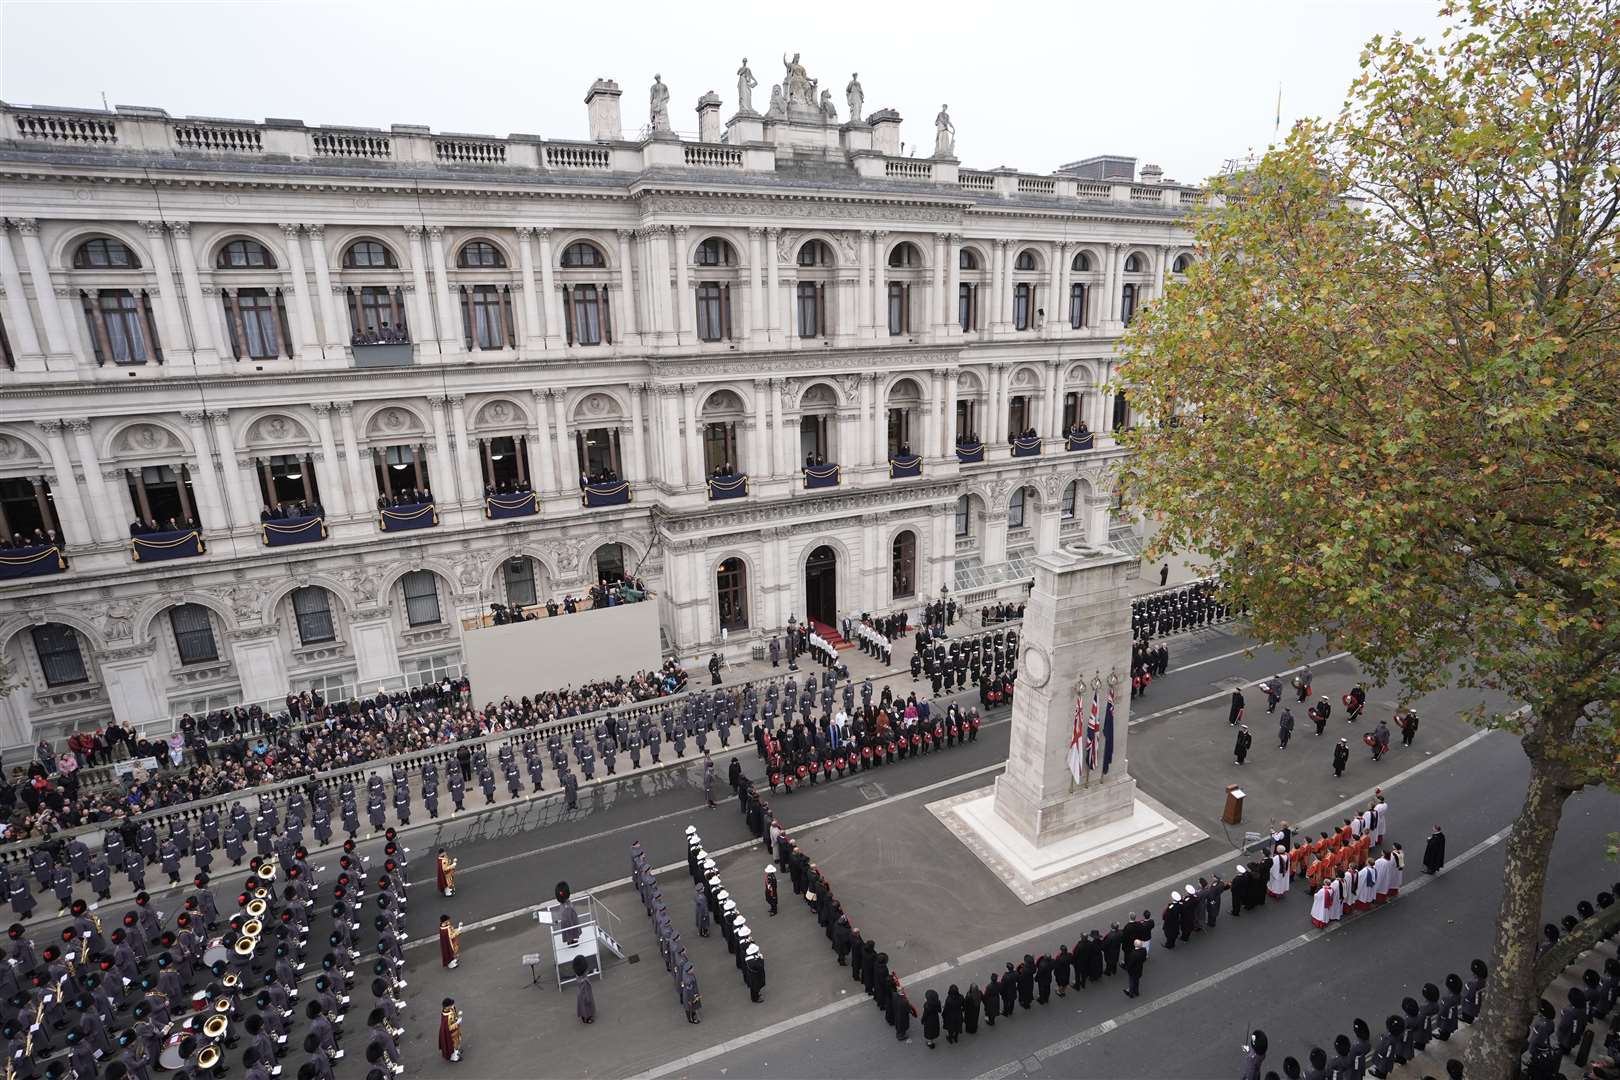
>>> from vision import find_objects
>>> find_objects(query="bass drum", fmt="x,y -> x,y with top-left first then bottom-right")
201,936 -> 230,968
158,1028 -> 190,1071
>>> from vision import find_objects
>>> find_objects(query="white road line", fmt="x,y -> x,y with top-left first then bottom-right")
1168,643 -> 1268,673
630,727 -> 1496,1079
405,761 -> 1009,948
1130,652 -> 1354,727
970,823 -> 1514,1079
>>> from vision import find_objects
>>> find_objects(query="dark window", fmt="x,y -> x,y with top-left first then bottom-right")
0,476 -> 56,537
1124,253 -> 1144,273
74,238 -> 139,269
891,531 -> 916,598
1121,284 -> 1137,326
954,495 -> 971,537
32,624 -> 87,687
568,284 -> 603,346
457,241 -> 505,268
1013,283 -> 1032,330
959,248 -> 979,270
401,570 -> 441,627
958,283 -> 975,331
887,282 -> 910,335
1069,283 -> 1087,328
216,240 -> 274,269
695,237 -> 733,266
1014,249 -> 1037,271
796,282 -> 823,338
1063,392 -> 1080,431
343,241 -> 396,269
259,454 -> 318,507
504,557 -> 538,609
292,586 -> 336,645
1173,253 -> 1193,273
561,242 -> 606,268
354,286 -> 406,338
1008,487 -> 1027,529
1071,252 -> 1091,273
797,241 -> 830,267
703,421 -> 738,475
887,243 -> 917,268
170,604 -> 219,665
696,283 -> 726,342
717,557 -> 748,631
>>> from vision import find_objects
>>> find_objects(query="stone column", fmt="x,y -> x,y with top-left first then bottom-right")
64,420 -> 117,543
987,363 -> 1005,445
764,227 -> 781,339
515,228 -> 544,349
305,225 -> 344,349
1049,361 -> 1067,437
0,225 -> 44,365
529,390 -> 559,494
403,226 -> 437,346
932,232 -> 949,336
14,220 -> 72,357
1105,242 -> 1122,325
752,379 -> 772,477
1086,492 -> 1113,548
988,239 -> 1005,335
138,222 -> 191,363
34,421 -> 91,545
309,403 -> 350,516
856,229 -> 874,337
616,229 -> 641,345
680,383 -> 702,484
168,223 -> 220,367
771,379 -> 790,478
870,230 -> 888,337
672,225 -> 694,345
659,387 -> 686,487
1152,245 -> 1167,305
180,410 -> 226,530
426,226 -> 459,350
448,394 -> 480,503
626,384 -> 647,483
335,403 -> 370,510
746,228 -> 768,345
207,411 -> 256,528
924,369 -> 943,458
428,397 -> 455,500
550,392 -> 572,489
1048,241 -> 1069,338
537,229 -> 564,348
946,233 -> 962,336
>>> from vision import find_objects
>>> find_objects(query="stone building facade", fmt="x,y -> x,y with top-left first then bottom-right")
0,60 -> 1200,744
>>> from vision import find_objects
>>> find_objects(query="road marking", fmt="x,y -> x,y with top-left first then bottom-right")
1168,644 -> 1267,673
630,727 -> 1496,1079
968,822 -> 1513,1080
1130,652 -> 1354,727
405,761 -> 1009,948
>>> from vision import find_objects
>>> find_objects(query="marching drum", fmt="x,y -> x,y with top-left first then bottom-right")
201,935 -> 230,968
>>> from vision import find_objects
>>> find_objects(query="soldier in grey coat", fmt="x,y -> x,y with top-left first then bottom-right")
694,881 -> 711,937
680,967 -> 702,1024
563,770 -> 579,811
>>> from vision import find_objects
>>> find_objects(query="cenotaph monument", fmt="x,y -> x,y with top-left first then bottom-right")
929,542 -> 1205,903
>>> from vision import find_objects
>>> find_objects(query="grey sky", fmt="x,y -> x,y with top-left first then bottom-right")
1,0 -> 1447,183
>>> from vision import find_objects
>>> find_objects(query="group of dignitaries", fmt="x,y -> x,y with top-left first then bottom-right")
2,821 -> 417,1080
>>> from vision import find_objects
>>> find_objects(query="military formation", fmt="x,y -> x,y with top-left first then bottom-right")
1130,577 -> 1233,639
1,823 -> 413,1080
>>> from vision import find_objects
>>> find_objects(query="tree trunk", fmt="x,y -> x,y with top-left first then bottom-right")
1463,763 -> 1572,1079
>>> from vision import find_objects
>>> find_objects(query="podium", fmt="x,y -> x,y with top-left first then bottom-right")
535,893 -> 627,991
1222,785 -> 1245,825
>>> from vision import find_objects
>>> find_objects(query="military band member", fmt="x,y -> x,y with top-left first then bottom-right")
438,997 -> 463,1060
438,916 -> 461,969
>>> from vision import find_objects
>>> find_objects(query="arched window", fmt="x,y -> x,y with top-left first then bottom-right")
291,586 -> 336,645
1173,253 -> 1193,273
959,248 -> 980,270
797,240 -> 832,267
561,241 -> 606,268
30,623 -> 87,687
1008,487 -> 1028,529
503,557 -> 539,609
73,238 -> 139,269
1071,251 -> 1092,273
1124,252 -> 1144,273
717,557 -> 748,631
1061,481 -> 1077,520
343,240 -> 396,269
169,604 -> 219,665
457,240 -> 505,268
216,239 -> 275,269
1014,249 -> 1037,271
400,570 -> 441,626
695,237 -> 734,266
887,243 -> 919,268
955,494 -> 972,537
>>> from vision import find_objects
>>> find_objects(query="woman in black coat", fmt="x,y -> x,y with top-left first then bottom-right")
963,984 -> 982,1035
942,985 -> 964,1044
889,983 -> 915,1042
921,989 -> 941,1048
982,974 -> 1002,1027
1083,930 -> 1106,985
1034,954 -> 1053,1004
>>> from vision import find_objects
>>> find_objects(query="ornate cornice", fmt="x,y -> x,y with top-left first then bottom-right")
660,480 -> 958,535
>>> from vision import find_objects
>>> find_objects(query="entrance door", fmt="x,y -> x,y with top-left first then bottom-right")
804,545 -> 837,628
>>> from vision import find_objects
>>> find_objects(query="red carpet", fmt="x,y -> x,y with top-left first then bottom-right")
810,619 -> 857,650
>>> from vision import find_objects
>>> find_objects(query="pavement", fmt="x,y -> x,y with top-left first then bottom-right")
352,623 -> 1616,1080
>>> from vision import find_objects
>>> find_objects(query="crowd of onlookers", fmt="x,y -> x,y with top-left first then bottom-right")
2,659 -> 689,844
259,499 -> 325,521
377,487 -> 434,509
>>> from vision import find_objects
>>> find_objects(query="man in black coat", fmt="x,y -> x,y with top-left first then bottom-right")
1101,923 -> 1123,976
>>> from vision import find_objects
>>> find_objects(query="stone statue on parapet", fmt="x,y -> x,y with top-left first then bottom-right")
934,103 -> 956,158
845,74 -> 864,123
650,74 -> 671,132
737,59 -> 757,113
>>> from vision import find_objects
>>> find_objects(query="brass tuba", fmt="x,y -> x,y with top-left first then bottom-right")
196,1042 -> 222,1070
202,1013 -> 229,1040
